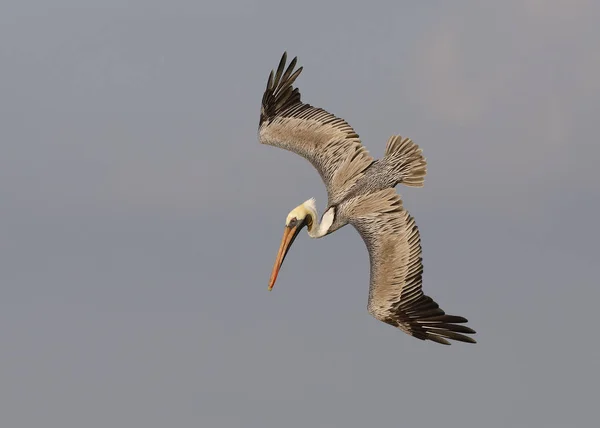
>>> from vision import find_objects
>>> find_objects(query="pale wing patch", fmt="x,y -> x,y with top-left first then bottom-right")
260,117 -> 373,204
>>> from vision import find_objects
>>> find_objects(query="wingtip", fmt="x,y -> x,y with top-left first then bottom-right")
260,52 -> 304,125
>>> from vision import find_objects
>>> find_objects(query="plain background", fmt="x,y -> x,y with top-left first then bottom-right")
2,1 -> 599,427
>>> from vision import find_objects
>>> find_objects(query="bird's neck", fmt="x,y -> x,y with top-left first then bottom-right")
307,208 -> 334,239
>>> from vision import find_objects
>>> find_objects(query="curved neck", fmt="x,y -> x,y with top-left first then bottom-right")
306,207 -> 334,239
307,216 -> 328,238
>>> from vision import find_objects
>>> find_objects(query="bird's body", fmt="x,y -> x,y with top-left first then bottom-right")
259,53 -> 476,345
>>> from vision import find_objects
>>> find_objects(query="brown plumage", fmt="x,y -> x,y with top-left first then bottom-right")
346,189 -> 475,345
259,52 -> 476,345
259,52 -> 374,205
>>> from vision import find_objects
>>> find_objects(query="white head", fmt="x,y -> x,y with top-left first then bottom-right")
268,198 -> 335,290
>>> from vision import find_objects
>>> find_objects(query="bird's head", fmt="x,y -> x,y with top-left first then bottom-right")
285,198 -> 317,231
268,198 -> 320,291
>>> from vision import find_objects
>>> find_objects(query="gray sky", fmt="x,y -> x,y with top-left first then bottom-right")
2,1 -> 599,427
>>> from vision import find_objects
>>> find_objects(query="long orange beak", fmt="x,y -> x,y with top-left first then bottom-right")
268,221 -> 304,291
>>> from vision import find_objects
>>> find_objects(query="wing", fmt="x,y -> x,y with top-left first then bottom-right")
347,188 -> 476,345
259,52 -> 374,205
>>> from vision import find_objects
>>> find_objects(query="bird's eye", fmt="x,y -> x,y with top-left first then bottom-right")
288,217 -> 297,227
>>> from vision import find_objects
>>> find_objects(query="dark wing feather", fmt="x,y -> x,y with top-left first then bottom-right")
346,189 -> 476,345
260,53 -> 304,125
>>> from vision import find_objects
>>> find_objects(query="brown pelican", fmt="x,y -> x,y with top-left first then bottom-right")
259,53 -> 476,345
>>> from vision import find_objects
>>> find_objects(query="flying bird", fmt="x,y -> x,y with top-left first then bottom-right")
258,52 -> 476,345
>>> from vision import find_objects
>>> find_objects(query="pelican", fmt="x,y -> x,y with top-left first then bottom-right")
259,53 -> 476,345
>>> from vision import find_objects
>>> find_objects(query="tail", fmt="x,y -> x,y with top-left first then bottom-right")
383,135 -> 427,188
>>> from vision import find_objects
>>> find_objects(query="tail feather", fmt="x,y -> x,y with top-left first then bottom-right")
383,135 -> 427,188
